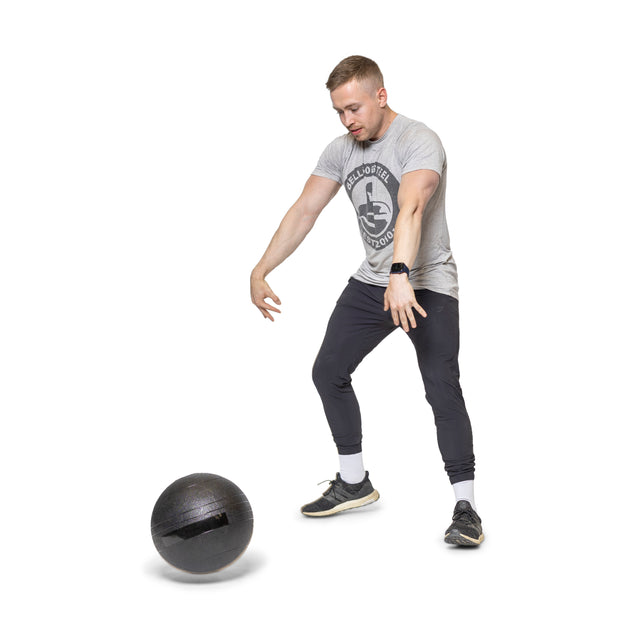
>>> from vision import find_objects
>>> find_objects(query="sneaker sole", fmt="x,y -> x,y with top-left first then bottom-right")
444,529 -> 485,546
301,489 -> 380,517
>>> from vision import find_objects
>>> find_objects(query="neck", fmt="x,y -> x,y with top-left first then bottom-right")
370,107 -> 397,141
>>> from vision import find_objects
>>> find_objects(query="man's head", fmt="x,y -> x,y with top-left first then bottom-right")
326,55 -> 392,142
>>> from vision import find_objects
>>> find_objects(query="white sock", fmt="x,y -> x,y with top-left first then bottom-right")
453,480 -> 476,511
338,453 -> 366,484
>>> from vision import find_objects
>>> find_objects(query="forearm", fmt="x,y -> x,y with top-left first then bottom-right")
391,169 -> 439,271
252,201 -> 319,279
252,175 -> 339,281
391,203 -> 423,270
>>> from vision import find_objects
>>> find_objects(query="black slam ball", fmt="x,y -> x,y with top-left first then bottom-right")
151,473 -> 253,574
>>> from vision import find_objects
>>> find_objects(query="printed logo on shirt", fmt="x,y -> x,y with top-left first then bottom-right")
345,162 -> 400,251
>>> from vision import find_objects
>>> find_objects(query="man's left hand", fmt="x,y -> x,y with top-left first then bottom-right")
383,275 -> 427,332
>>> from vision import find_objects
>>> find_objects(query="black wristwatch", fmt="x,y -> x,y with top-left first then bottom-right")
390,262 -> 410,277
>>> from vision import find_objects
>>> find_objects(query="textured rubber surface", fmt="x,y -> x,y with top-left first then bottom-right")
151,473 -> 253,573
444,529 -> 485,546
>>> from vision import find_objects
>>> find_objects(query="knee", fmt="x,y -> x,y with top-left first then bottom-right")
421,355 -> 460,385
312,353 -> 350,394
420,358 -> 462,402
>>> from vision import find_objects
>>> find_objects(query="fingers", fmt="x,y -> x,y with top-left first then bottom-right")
257,297 -> 281,321
390,301 -> 427,332
398,308 -> 413,333
390,307 -> 411,332
261,301 -> 281,314
267,288 -> 281,306
405,307 -> 416,331
259,303 -> 279,321
250,278 -> 282,321
415,302 -> 427,318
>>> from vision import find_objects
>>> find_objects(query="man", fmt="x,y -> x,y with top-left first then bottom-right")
250,55 -> 484,546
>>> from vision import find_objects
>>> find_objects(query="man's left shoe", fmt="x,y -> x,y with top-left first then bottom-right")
444,500 -> 484,546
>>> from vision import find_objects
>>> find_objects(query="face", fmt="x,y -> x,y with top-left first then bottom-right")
330,79 -> 388,142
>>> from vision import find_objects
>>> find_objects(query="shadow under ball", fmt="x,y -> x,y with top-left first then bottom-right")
151,473 -> 254,574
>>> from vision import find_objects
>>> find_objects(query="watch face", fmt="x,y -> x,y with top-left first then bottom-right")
391,263 -> 406,273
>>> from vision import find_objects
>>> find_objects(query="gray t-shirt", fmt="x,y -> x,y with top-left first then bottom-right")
312,114 -> 459,299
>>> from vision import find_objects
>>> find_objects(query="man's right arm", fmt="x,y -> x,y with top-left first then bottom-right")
250,175 -> 341,320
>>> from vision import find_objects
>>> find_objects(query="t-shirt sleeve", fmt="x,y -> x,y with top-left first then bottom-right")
399,124 -> 446,177
311,136 -> 345,184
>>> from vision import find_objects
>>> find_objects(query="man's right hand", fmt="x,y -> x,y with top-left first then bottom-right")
250,273 -> 281,321
248,175 -> 340,322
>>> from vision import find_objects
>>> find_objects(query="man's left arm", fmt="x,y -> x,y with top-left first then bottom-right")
383,169 -> 440,332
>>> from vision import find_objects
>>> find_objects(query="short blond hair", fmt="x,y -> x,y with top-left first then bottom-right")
326,55 -> 384,93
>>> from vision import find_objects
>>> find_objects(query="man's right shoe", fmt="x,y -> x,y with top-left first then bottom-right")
301,472 -> 380,517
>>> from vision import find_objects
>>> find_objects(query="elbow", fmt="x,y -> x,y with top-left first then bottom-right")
403,198 -> 427,220
415,198 -> 428,217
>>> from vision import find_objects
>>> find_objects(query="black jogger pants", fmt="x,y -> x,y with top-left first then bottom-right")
312,277 -> 475,484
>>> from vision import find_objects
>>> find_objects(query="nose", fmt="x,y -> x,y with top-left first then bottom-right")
342,112 -> 355,128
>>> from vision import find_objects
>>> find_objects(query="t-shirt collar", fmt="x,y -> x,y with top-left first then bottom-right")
364,113 -> 402,146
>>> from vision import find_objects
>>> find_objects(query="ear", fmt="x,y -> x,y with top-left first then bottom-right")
377,87 -> 388,108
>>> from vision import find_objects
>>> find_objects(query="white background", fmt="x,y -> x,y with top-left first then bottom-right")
1,0 -> 638,637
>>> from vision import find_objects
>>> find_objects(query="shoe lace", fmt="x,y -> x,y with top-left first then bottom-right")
318,478 -> 338,498
452,509 -> 475,525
